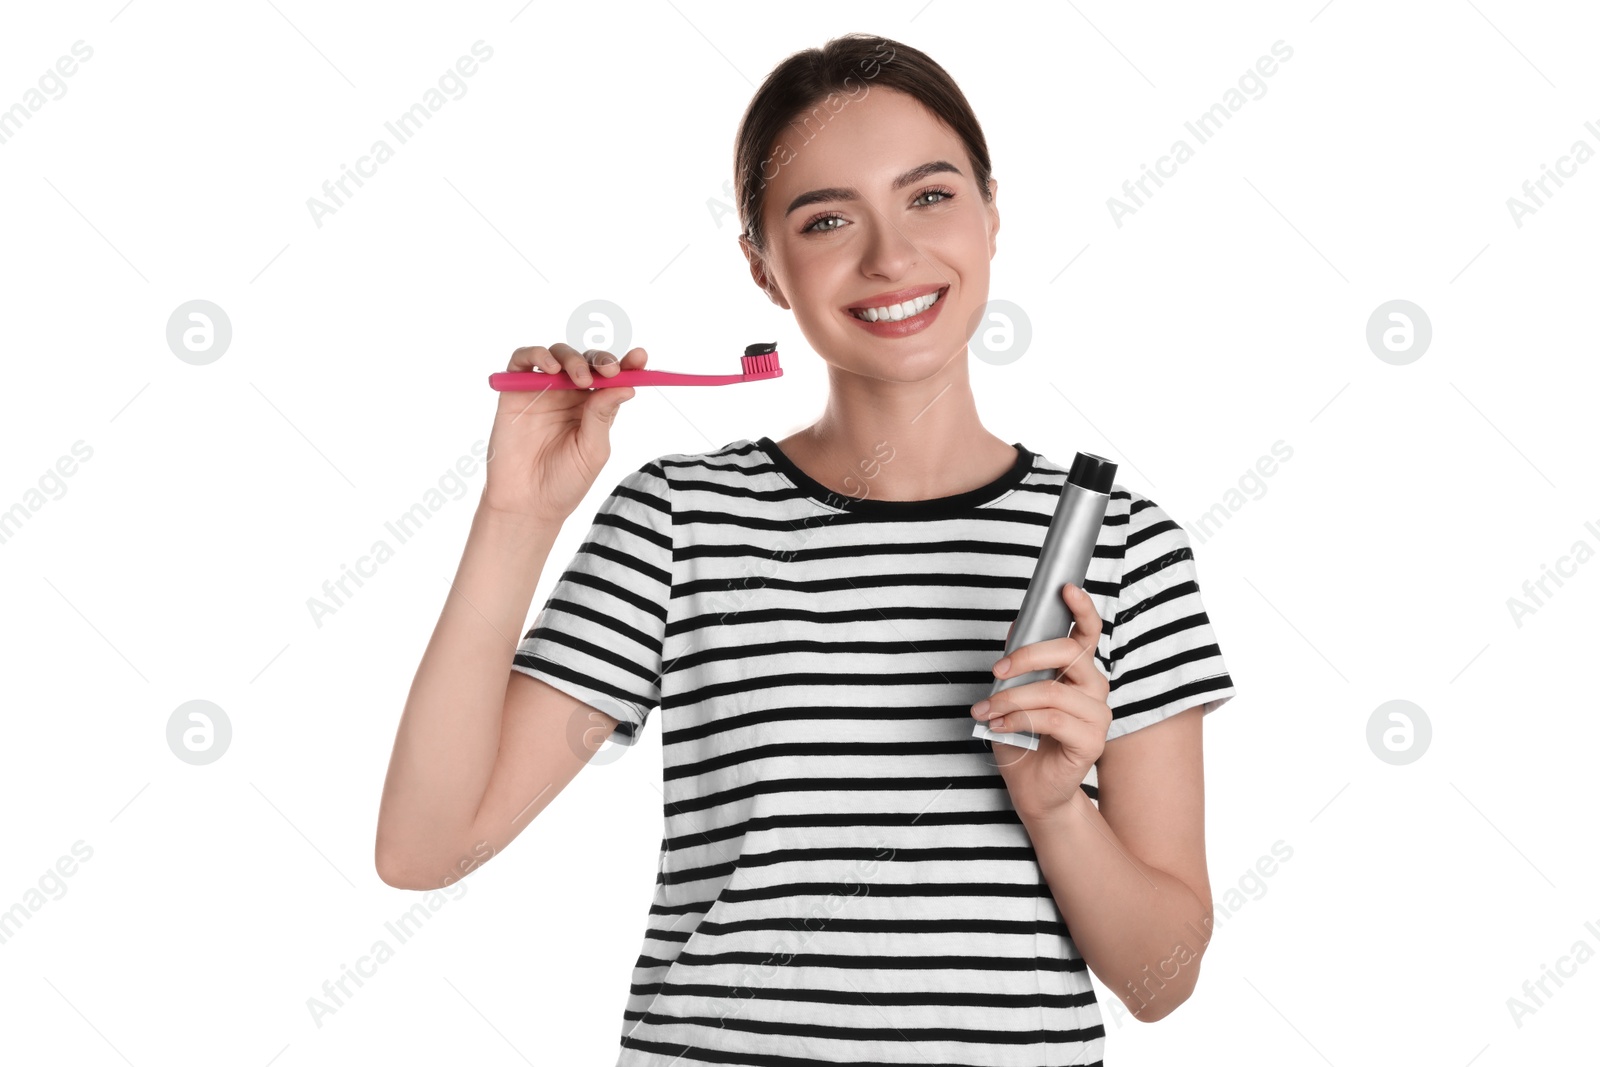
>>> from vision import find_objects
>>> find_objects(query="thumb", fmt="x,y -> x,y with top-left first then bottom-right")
577,385 -> 634,452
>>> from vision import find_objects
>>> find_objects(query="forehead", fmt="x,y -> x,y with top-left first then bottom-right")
762,87 -> 966,201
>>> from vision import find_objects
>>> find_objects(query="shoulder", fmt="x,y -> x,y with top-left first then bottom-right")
639,437 -> 785,505
611,439 -> 770,521
1104,485 -> 1215,654
646,439 -> 764,486
1114,485 -> 1192,567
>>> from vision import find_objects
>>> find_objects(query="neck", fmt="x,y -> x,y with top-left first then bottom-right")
781,356 -> 1017,502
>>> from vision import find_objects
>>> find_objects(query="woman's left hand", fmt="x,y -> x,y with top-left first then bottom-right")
972,583 -> 1113,823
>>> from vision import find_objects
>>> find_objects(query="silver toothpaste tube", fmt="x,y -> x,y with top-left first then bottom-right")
972,451 -> 1118,751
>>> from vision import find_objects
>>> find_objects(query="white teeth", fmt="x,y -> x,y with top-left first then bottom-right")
851,289 -> 942,322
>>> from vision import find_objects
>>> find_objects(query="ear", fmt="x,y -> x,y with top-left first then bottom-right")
739,234 -> 790,310
986,177 -> 1000,258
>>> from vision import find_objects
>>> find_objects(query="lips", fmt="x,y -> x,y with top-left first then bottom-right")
843,283 -> 950,338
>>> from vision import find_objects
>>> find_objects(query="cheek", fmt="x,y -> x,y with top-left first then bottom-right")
781,255 -> 850,315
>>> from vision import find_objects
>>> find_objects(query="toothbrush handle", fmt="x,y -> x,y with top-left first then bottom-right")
489,368 -> 742,391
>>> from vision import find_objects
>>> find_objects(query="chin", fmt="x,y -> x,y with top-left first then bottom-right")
849,343 -> 961,382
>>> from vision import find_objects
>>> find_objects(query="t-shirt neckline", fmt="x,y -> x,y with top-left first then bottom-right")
754,435 -> 1034,518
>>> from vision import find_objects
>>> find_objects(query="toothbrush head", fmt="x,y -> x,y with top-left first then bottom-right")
740,342 -> 781,380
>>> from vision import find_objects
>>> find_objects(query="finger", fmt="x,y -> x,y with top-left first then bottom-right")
508,345 -> 557,373
993,632 -> 1098,688
549,343 -> 594,387
618,346 -> 649,371
585,348 -> 622,377
988,707 -> 1101,757
1061,583 -> 1103,646
1056,630 -> 1105,692
576,384 -> 636,454
1055,584 -> 1107,689
979,678 -> 1107,729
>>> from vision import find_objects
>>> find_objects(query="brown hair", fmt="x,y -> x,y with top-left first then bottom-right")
733,33 -> 994,256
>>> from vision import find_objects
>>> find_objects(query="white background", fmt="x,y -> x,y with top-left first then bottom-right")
2,1 -> 1596,1064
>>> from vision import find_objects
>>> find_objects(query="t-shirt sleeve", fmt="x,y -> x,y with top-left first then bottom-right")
510,459 -> 672,746
1103,490 -> 1236,741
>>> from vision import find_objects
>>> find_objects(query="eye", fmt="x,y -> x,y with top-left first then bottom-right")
913,186 -> 956,208
801,212 -> 846,235
799,185 -> 960,235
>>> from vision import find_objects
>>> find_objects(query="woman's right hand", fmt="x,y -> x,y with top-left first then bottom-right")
481,343 -> 647,522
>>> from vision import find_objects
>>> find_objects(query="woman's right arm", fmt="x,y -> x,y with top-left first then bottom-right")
373,342 -> 647,890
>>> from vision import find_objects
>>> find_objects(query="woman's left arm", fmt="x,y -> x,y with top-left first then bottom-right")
1023,707 -> 1212,1022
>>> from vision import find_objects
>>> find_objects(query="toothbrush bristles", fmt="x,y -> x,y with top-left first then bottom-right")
740,352 -> 781,377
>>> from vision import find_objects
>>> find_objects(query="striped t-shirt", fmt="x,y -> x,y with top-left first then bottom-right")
512,436 -> 1237,1066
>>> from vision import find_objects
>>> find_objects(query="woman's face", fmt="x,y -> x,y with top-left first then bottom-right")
743,87 -> 999,382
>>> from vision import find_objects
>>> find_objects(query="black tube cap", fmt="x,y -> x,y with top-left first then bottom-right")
1067,451 -> 1117,493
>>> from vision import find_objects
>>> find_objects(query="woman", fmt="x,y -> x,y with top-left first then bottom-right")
377,33 -> 1236,1065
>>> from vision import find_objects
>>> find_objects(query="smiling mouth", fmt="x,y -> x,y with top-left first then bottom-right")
848,286 -> 948,322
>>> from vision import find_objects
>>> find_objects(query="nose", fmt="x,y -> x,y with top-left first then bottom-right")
854,207 -> 924,279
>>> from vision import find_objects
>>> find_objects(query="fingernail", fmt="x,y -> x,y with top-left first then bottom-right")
972,700 -> 990,717
993,658 -> 1010,676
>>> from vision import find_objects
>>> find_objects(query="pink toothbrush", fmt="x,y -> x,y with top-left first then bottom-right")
489,342 -> 782,391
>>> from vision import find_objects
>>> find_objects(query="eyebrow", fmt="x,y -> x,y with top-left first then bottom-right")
783,160 -> 965,218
